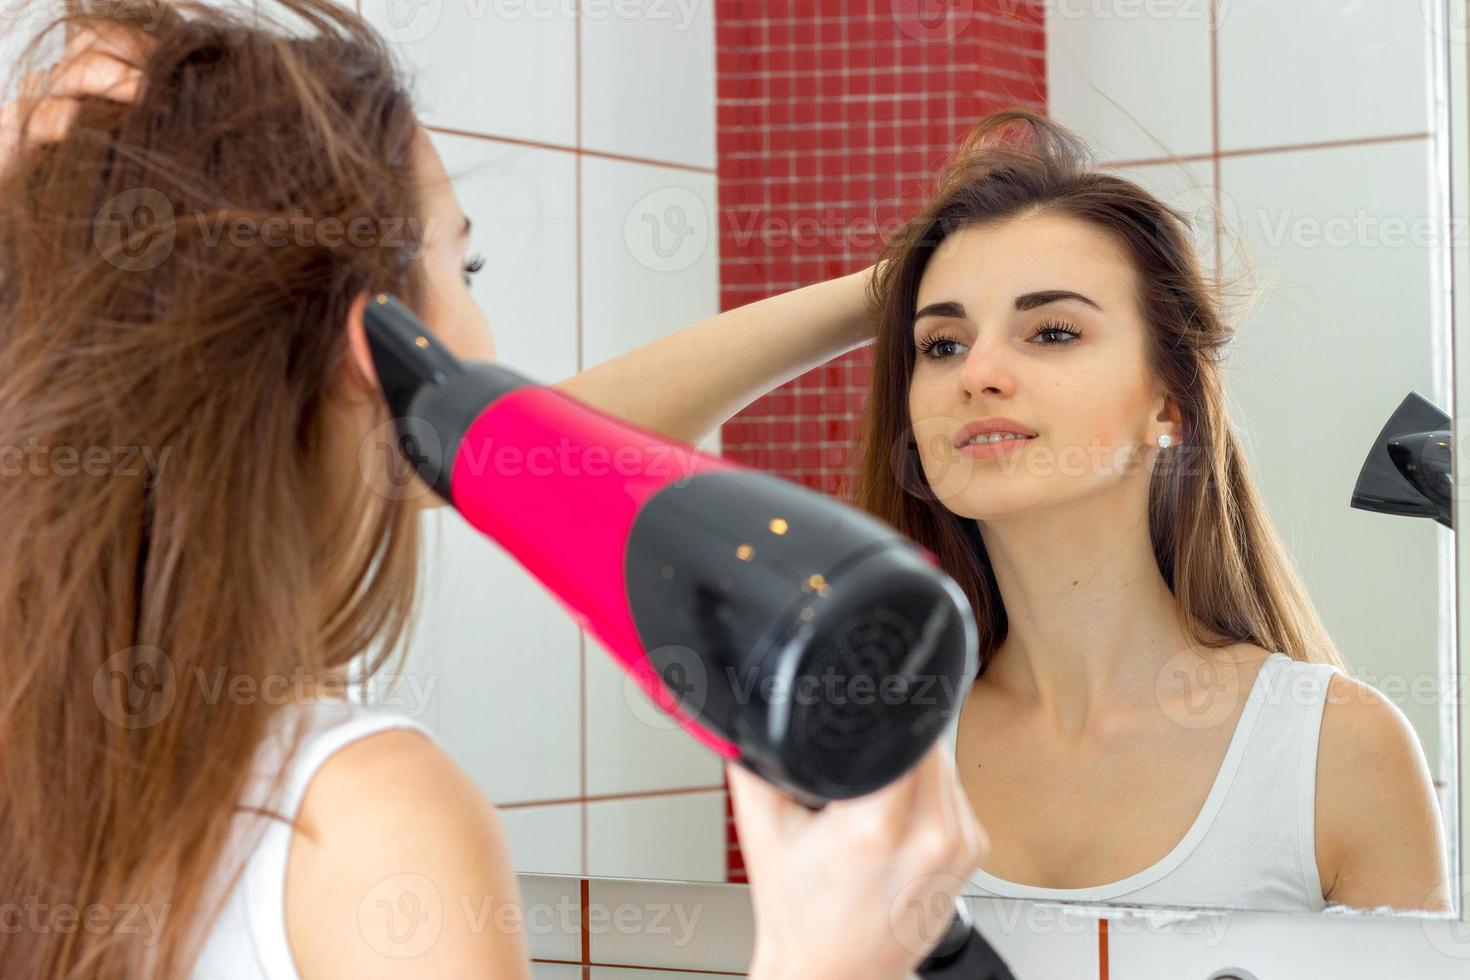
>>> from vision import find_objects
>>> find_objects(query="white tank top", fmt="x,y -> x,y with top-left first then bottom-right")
949,651 -> 1339,912
190,698 -> 440,979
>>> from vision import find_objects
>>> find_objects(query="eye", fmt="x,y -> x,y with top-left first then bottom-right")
916,333 -> 967,361
461,252 -> 486,287
1028,317 -> 1081,345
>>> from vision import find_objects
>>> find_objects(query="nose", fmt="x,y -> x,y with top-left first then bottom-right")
956,333 -> 1014,400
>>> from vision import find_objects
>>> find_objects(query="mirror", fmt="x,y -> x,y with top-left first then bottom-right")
359,0 -> 1462,920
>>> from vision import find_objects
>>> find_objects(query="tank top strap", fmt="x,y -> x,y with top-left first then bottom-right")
1205,651 -> 1339,909
194,699 -> 440,979
259,698 -> 441,817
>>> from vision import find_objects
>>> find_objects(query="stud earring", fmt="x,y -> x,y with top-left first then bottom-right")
1157,434 -> 1173,449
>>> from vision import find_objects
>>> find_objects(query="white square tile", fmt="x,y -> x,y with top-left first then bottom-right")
584,632 -> 725,797
428,131 -> 579,381
1218,138 -> 1445,768
1045,0 -> 1213,161
585,790 -> 727,882
1217,0 -> 1432,151
412,507 -> 584,805
587,877 -> 754,972
1107,906 -> 1468,977
578,0 -> 715,169
532,964 -> 581,980
517,873 -> 586,960
500,801 -> 583,876
360,0 -> 576,146
580,156 -> 720,369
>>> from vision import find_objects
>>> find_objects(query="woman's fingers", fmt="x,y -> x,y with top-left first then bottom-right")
725,760 -> 807,851
1,24 -> 150,165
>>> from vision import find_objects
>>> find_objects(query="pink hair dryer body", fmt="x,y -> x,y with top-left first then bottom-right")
363,292 -> 1015,979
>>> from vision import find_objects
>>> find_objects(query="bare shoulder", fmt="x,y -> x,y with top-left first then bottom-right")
284,727 -> 532,980
1313,670 -> 1450,912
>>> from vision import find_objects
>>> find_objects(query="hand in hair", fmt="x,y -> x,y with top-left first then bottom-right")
0,23 -> 152,168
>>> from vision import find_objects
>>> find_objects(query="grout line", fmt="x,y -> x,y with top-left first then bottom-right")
421,123 -> 716,174
498,784 -> 730,810
1210,0 -> 1222,286
1102,130 -> 1432,172
536,955 -> 746,976
579,878 -> 591,980
1099,917 -> 1109,980
574,0 -> 588,890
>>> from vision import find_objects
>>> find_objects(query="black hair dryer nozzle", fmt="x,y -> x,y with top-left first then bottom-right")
1350,391 -> 1453,530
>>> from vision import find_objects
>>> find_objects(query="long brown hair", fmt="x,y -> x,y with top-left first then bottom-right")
851,109 -> 1342,677
0,1 -> 433,975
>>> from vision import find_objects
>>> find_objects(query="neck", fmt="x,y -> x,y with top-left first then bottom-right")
975,480 -> 1213,735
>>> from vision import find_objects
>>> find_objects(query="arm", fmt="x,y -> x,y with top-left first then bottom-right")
550,267 -> 876,447
285,729 -> 533,980
1315,672 -> 1451,912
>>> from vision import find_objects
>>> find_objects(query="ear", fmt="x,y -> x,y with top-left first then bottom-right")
1154,389 -> 1184,441
342,290 -> 380,402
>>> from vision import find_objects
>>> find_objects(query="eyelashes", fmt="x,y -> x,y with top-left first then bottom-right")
462,252 -> 486,287
915,318 -> 1081,360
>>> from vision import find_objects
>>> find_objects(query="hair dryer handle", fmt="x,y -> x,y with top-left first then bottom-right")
916,898 -> 1017,980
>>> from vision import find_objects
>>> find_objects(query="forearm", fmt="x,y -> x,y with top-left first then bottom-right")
550,267 -> 875,446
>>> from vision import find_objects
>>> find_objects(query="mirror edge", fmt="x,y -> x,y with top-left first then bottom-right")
1439,0 -> 1468,926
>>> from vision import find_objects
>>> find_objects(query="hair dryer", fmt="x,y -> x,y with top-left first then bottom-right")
1350,391 -> 1453,529
361,292 -> 1016,979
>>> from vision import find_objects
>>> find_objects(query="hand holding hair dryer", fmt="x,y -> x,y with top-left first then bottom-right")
361,292 -> 1017,979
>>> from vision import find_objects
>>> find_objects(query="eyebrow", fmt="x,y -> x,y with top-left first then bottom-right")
914,290 -> 1103,322
459,215 -> 472,241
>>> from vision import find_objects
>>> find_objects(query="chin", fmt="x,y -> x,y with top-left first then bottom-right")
942,488 -> 1038,523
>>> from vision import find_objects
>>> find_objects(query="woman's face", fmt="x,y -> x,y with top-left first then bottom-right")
905,212 -> 1176,520
336,127 -> 496,508
408,126 -> 495,362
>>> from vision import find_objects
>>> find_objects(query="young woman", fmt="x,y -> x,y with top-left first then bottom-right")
0,4 -> 983,979
840,111 -> 1451,914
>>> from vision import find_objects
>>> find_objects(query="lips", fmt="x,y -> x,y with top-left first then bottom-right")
952,418 -> 1038,448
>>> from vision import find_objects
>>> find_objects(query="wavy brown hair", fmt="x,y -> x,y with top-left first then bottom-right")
0,1 -> 433,976
850,109 -> 1343,677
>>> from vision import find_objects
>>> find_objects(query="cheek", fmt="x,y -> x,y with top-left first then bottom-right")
435,294 -> 495,362
906,374 -> 939,425
905,382 -> 956,471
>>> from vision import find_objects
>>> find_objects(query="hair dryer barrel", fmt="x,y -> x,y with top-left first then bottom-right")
362,292 -> 979,805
